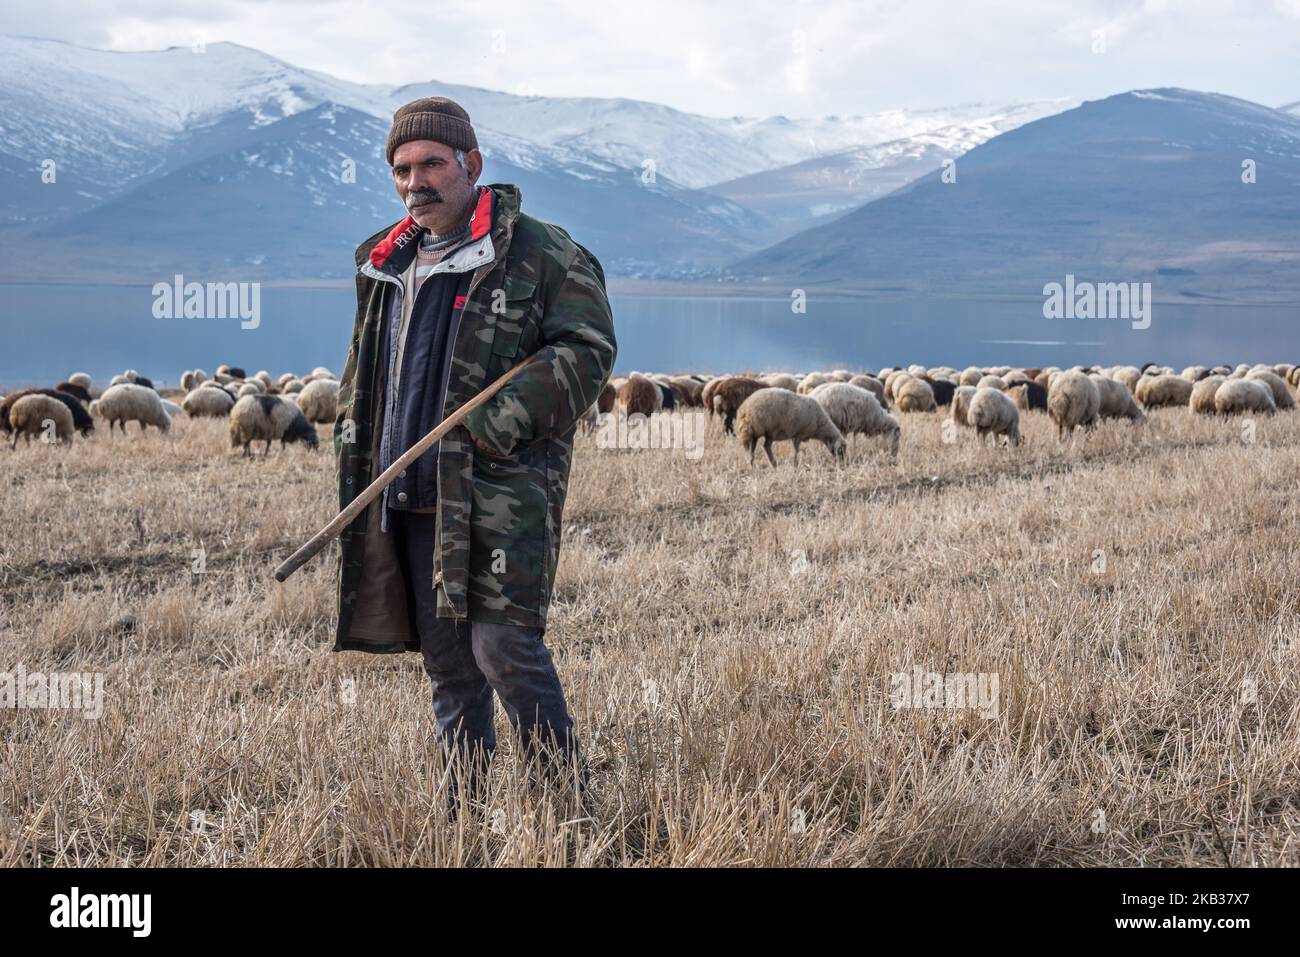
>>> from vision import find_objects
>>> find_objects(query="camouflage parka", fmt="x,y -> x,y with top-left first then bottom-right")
333,183 -> 616,652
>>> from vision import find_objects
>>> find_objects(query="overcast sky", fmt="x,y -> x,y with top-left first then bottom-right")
4,0 -> 1298,117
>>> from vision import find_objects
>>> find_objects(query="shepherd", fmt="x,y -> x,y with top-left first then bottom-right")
332,96 -> 617,798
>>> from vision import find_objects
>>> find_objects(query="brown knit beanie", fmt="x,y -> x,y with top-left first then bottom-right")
385,97 -> 479,165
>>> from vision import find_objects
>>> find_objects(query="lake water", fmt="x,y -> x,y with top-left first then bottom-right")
1,282 -> 1295,389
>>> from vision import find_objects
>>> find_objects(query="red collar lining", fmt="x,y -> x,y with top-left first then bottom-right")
369,186 -> 492,271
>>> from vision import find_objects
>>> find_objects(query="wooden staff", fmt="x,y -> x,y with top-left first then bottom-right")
273,355 -> 537,582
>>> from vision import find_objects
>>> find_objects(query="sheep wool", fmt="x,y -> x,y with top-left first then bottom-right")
67,372 -> 92,391
967,386 -> 1022,446
1245,370 -> 1296,410
1047,370 -> 1101,440
1090,375 -> 1147,422
893,376 -> 937,413
617,373 -> 661,417
8,394 -> 75,448
1188,375 -> 1227,415
229,395 -> 320,456
735,388 -> 846,467
182,386 -> 236,418
950,385 -> 977,429
95,383 -> 171,434
1135,374 -> 1194,409
1215,378 -> 1276,415
297,377 -> 340,423
809,382 -> 900,454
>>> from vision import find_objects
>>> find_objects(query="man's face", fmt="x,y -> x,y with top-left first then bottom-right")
391,140 -> 483,232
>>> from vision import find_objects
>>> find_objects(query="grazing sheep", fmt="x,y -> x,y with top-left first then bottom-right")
809,382 -> 900,454
967,387 -> 1022,447
617,373 -> 661,418
282,378 -> 305,394
295,378 -> 340,423
1135,374 -> 1193,409
1112,366 -> 1142,393
1215,378 -> 1276,415
654,381 -> 677,411
1245,370 -> 1296,410
1229,363 -> 1250,379
798,372 -> 832,395
1181,366 -> 1210,382
710,376 -> 768,435
67,372 -> 92,391
52,380 -> 91,403
668,376 -> 705,406
8,394 -> 74,449
2,389 -> 93,438
958,367 -> 984,387
894,376 -> 937,413
735,388 -> 846,467
310,367 -> 334,380
950,385 -> 977,429
883,370 -> 910,402
1007,380 -> 1048,413
229,395 -> 320,457
923,376 -> 957,407
848,374 -> 886,406
180,370 -> 198,392
1189,375 -> 1227,415
762,373 -> 800,392
94,383 -> 171,434
236,382 -> 264,398
161,398 -> 184,418
975,375 -> 1006,392
1091,375 -> 1147,423
1047,370 -> 1101,441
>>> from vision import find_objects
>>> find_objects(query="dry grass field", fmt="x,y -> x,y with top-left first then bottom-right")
2,399 -> 1298,866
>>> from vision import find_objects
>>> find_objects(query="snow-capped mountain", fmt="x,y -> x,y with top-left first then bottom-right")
0,33 -> 1078,280
732,89 -> 1300,301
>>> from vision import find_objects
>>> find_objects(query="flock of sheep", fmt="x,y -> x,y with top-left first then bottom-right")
598,361 -> 1300,466
5,358 -> 1296,466
0,365 -> 340,456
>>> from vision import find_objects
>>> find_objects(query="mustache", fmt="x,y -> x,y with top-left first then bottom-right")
404,188 -> 443,209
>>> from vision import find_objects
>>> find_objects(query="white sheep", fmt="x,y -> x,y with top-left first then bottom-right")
1047,370 -> 1100,441
967,387 -> 1022,447
67,372 -> 92,391
761,373 -> 800,392
848,374 -> 885,406
958,367 -> 984,387
1189,375 -> 1227,415
1215,378 -> 1276,415
1135,374 -> 1193,409
735,388 -> 846,467
94,383 -> 171,434
975,374 -> 1006,392
182,386 -> 234,417
236,382 -> 264,398
809,382 -> 900,454
797,372 -> 831,395
1090,375 -> 1147,422
1245,370 -> 1296,410
296,378 -> 340,423
893,376 -> 936,412
950,385 -> 977,429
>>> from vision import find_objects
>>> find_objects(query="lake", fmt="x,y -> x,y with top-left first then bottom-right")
1,282 -> 1294,389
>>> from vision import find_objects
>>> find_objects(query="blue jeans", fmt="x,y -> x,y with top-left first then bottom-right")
399,511 -> 581,793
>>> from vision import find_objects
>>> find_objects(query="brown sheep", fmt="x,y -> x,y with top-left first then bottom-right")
617,374 -> 660,417
710,376 -> 768,435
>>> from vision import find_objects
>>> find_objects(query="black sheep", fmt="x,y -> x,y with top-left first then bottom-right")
54,381 -> 92,403
923,377 -> 956,407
